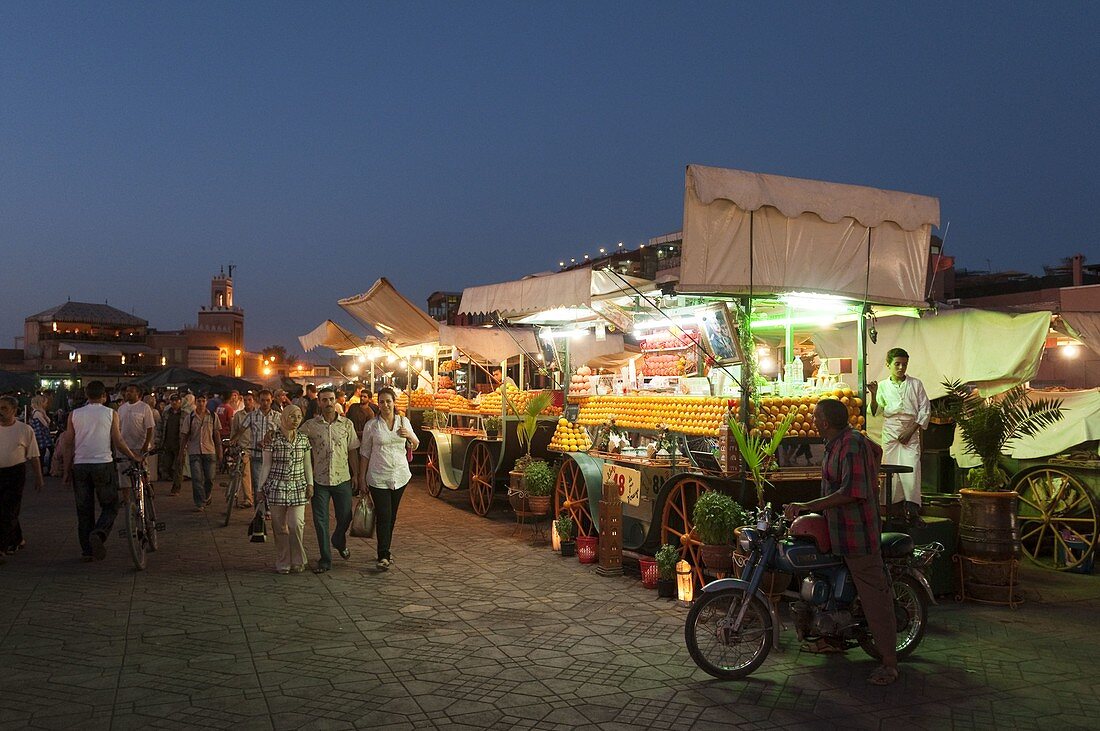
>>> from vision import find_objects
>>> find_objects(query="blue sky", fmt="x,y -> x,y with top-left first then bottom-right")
2,2 -> 1097,353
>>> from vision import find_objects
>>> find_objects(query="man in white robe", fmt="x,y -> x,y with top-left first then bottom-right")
869,348 -> 930,518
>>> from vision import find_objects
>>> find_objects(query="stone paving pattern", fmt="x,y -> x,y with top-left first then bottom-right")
2,473 -> 1098,730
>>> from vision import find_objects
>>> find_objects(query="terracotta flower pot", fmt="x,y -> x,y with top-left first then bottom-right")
699,543 -> 733,572
959,488 -> 1020,561
526,495 -> 551,515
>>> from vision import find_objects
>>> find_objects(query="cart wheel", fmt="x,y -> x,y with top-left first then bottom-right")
467,442 -> 495,516
661,476 -> 709,586
424,434 -> 442,498
1013,466 -> 1097,571
554,458 -> 594,537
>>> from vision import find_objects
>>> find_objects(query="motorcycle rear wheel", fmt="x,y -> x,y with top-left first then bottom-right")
685,588 -> 773,680
859,575 -> 927,660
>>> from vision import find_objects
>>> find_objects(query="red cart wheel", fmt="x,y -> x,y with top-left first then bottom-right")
424,434 -> 442,498
467,442 -> 495,516
554,458 -> 595,537
660,476 -> 710,586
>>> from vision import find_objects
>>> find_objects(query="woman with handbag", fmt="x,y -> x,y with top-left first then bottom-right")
358,387 -> 418,570
257,405 -> 313,574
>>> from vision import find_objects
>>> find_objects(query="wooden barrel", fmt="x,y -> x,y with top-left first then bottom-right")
958,489 -> 1019,560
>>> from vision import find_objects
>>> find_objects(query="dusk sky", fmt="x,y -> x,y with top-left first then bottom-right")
2,2 -> 1097,356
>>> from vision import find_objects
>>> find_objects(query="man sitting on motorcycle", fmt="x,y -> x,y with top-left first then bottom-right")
784,399 -> 900,686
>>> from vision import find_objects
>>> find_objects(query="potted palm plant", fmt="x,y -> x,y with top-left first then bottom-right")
507,390 -> 553,492
942,380 -> 1064,562
655,544 -> 679,598
555,514 -> 575,557
691,490 -> 747,571
728,411 -> 797,507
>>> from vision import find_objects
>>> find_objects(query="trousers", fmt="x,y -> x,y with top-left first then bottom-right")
369,484 -> 407,561
270,504 -> 307,571
311,481 -> 353,569
72,462 -> 120,557
845,552 -> 898,665
0,463 -> 26,552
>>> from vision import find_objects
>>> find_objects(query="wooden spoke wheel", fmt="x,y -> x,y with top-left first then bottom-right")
467,442 -> 495,516
554,458 -> 594,537
1013,467 -> 1097,571
424,435 -> 442,498
661,476 -> 710,586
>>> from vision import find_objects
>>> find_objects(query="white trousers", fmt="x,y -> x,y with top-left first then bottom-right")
270,504 -> 308,570
881,415 -> 922,505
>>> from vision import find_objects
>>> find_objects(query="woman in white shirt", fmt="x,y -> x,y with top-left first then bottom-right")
358,387 -> 419,570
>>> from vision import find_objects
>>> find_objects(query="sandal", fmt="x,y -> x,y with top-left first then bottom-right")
868,665 -> 900,685
800,638 -> 846,654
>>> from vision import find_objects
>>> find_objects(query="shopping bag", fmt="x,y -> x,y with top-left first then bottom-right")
350,496 -> 375,538
248,503 -> 268,543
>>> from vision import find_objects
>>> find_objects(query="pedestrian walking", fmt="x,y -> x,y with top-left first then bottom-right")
228,391 -> 257,507
61,381 -> 141,561
0,396 -> 44,557
257,405 -> 312,574
358,387 -> 418,570
300,387 -> 360,573
180,394 -> 222,511
159,393 -> 185,494
242,390 -> 280,501
116,384 -> 156,485
29,395 -> 54,475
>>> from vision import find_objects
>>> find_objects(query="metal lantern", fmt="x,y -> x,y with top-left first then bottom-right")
676,559 -> 695,604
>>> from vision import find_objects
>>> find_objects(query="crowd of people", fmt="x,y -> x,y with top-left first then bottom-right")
0,378 -> 420,575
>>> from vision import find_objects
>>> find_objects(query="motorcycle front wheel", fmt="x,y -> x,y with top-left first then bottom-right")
685,588 -> 773,680
859,575 -> 928,661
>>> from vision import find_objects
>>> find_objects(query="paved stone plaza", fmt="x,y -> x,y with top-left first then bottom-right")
1,474 -> 1097,730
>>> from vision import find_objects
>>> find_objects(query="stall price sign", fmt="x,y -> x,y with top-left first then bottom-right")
565,402 -> 580,422
603,463 -> 641,506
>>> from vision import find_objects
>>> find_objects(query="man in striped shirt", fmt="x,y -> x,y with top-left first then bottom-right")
242,390 -> 281,505
784,399 -> 898,686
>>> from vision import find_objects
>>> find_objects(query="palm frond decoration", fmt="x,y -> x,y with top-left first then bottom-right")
728,410 -> 797,507
509,390 -> 553,458
942,379 -> 1065,490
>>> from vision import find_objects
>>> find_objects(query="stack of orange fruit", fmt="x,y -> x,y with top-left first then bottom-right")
576,395 -> 727,436
731,388 -> 864,439
549,418 -> 592,452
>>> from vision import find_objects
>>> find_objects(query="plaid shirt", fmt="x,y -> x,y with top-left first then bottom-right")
260,431 -> 311,506
821,427 -> 882,556
246,409 -> 281,453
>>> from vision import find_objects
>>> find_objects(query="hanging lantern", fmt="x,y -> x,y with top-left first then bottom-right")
551,521 -> 562,552
676,559 -> 694,604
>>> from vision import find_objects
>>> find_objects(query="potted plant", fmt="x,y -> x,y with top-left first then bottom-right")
507,390 -> 552,493
655,544 -> 679,598
942,380 -> 1064,562
728,410 -> 797,507
483,415 -> 501,438
691,490 -> 747,571
555,513 -> 576,557
522,459 -> 554,514
422,408 -> 445,429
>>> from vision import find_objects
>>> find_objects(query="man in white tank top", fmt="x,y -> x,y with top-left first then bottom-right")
62,381 -> 141,562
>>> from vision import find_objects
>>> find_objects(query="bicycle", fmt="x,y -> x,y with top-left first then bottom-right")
115,451 -> 165,571
221,443 -> 246,527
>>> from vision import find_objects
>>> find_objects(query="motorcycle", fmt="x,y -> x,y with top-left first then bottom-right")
685,505 -> 943,680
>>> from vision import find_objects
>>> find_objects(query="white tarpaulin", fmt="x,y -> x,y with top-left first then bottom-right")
814,309 -> 1052,400
679,165 -> 940,307
298,320 -> 371,352
338,278 -> 440,348
1007,388 -> 1100,460
459,268 -> 651,317
438,325 -> 540,363
1059,311 -> 1100,358
571,334 -> 628,367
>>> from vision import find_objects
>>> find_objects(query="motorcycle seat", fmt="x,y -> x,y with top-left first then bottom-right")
880,532 -> 914,558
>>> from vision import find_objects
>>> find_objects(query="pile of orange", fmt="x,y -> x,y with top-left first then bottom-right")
549,418 -> 592,452
434,389 -> 472,412
734,388 -> 864,439
408,390 -> 434,408
576,395 -> 727,436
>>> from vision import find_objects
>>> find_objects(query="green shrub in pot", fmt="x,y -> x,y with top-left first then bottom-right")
523,459 -> 554,497
691,491 -> 747,546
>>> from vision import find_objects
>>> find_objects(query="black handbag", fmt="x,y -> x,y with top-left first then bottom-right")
248,507 -> 267,543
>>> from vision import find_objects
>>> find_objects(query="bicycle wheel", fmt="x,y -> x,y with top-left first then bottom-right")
685,588 -> 773,680
144,480 -> 159,553
223,473 -> 240,527
126,490 -> 147,571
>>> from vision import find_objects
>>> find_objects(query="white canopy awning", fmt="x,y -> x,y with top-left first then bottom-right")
679,165 -> 941,307
338,278 -> 440,348
298,320 -> 372,352
438,325 -> 540,363
1058,311 -> 1100,358
814,308 -> 1052,399
458,267 -> 652,317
